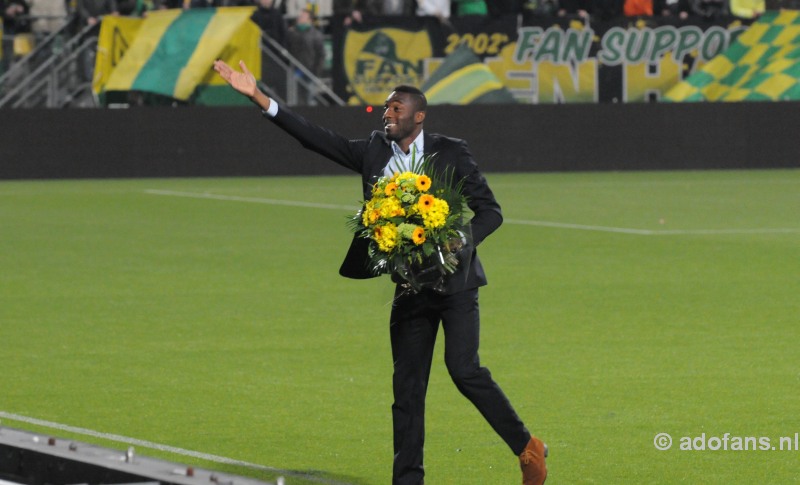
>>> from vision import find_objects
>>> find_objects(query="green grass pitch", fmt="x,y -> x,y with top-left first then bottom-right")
1,169 -> 799,484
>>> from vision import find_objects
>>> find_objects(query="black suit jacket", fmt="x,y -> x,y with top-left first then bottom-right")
268,105 -> 503,294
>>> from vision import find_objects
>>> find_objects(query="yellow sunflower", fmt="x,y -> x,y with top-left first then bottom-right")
418,194 -> 435,212
412,226 -> 426,245
415,175 -> 431,192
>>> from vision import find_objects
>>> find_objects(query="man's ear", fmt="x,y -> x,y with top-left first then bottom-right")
415,111 -> 426,124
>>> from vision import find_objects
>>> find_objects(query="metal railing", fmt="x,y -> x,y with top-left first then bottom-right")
0,17 -> 98,108
0,19 -> 344,108
259,33 -> 345,107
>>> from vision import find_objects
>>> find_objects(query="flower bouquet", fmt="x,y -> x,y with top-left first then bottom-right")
349,156 -> 470,294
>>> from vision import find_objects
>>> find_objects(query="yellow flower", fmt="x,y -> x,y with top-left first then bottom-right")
396,172 -> 419,191
415,175 -> 431,192
361,201 -> 373,226
380,196 -> 405,218
374,223 -> 398,253
418,194 -> 435,212
362,200 -> 382,226
412,226 -> 426,245
434,197 -> 449,215
422,198 -> 450,229
384,182 -> 398,197
397,171 -> 415,181
369,209 -> 380,224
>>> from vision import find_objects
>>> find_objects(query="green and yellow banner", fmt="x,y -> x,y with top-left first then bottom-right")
421,44 -> 515,104
94,7 -> 260,104
333,15 -> 753,104
665,10 -> 800,101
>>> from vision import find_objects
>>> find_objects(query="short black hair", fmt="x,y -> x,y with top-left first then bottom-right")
391,85 -> 427,113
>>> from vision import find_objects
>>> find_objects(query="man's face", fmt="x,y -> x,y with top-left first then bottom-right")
382,92 -> 421,142
297,9 -> 311,25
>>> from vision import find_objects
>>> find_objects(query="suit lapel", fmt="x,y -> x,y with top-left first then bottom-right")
359,132 -> 393,198
423,133 -> 448,175
369,133 -> 393,178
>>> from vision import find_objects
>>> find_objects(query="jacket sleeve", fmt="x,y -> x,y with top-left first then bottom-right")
267,105 -> 369,174
450,139 -> 503,247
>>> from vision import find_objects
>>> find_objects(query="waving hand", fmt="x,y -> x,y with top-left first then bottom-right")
213,60 -> 271,110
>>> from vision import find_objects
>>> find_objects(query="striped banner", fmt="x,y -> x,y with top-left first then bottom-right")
99,7 -> 259,102
665,10 -> 800,101
421,44 -> 515,104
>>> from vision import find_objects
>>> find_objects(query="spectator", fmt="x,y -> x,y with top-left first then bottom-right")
624,0 -> 653,15
287,8 -> 324,77
765,0 -> 800,8
333,0 -> 380,27
522,0 -> 558,17
1,0 -> 29,72
186,0 -> 217,8
595,0 -> 623,19
251,0 -> 288,46
115,0 -> 154,15
657,0 -> 690,18
729,0 -> 765,18
416,0 -> 450,20
487,0 -> 522,15
152,0 -> 181,9
285,0 -> 332,19
453,0 -> 488,16
690,0 -> 729,19
557,0 -> 591,17
76,0 -> 117,28
286,7 -> 324,105
2,0 -> 29,30
27,0 -> 68,38
75,0 -> 117,81
382,0 -> 414,15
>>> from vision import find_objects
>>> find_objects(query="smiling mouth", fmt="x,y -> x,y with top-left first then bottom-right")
384,123 -> 396,130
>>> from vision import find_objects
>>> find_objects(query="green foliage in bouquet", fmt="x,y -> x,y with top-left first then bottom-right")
348,154 -> 469,291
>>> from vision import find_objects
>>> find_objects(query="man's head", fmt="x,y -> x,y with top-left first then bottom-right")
296,8 -> 313,27
383,86 -> 427,147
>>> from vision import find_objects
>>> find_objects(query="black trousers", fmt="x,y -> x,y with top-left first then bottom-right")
389,287 -> 531,485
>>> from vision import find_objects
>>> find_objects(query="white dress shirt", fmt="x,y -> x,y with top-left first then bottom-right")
384,131 -> 424,177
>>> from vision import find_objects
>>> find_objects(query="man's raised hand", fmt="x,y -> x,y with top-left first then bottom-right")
213,60 -> 258,98
213,60 -> 272,111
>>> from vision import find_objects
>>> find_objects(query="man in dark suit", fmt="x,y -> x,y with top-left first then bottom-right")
213,59 -> 548,485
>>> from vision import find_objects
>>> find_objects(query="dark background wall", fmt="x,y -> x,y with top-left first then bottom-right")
1,102 -> 797,180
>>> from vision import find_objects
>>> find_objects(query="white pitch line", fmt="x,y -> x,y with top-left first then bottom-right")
144,189 -> 357,212
652,227 -> 800,235
504,219 -> 800,235
0,411 -> 347,484
144,190 -> 799,236
504,218 -> 656,235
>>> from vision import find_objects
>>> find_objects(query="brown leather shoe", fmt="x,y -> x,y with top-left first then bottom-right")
519,436 -> 548,485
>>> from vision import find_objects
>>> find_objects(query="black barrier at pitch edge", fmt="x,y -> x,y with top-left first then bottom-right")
1,102 -> 798,180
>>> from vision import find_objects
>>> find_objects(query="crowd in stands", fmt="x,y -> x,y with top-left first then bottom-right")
2,0 -> 800,77
527,0 -> 799,20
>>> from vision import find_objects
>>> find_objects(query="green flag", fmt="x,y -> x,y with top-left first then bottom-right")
102,7 -> 259,102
